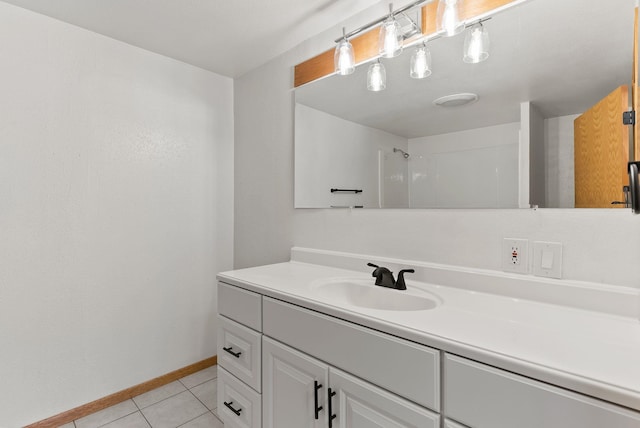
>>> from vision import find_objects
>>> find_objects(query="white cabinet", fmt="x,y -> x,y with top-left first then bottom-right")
262,296 -> 440,411
217,282 -> 263,428
263,336 -> 328,428
218,315 -> 262,392
218,366 -> 262,428
218,280 -> 640,428
263,336 -> 440,428
329,367 -> 440,428
444,354 -> 640,428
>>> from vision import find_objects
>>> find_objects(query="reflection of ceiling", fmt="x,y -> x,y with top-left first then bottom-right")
295,0 -> 634,139
0,0 -> 382,77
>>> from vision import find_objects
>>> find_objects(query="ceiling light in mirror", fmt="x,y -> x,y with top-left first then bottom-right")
463,22 -> 490,63
433,93 -> 478,107
367,60 -> 387,91
379,4 -> 403,58
437,0 -> 465,37
410,43 -> 432,79
335,27 -> 355,75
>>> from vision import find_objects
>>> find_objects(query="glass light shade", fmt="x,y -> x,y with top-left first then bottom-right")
378,16 -> 403,58
463,23 -> 490,63
410,45 -> 432,79
367,62 -> 386,92
436,0 -> 465,37
334,38 -> 355,75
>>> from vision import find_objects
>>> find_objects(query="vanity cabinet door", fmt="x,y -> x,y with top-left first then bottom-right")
263,336 -> 329,428
329,368 -> 440,428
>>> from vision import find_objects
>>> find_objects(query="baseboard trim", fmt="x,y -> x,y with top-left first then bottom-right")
25,355 -> 217,428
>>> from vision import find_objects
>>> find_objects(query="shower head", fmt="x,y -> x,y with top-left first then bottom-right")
393,148 -> 410,159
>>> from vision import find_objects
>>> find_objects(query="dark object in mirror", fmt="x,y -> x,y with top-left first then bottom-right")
628,162 -> 640,214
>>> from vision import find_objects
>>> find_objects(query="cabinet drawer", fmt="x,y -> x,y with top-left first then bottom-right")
218,282 -> 262,331
218,315 -> 262,392
218,367 -> 262,428
444,354 -> 640,428
263,297 -> 440,411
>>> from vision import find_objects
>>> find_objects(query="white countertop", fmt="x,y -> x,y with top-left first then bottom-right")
217,254 -> 640,412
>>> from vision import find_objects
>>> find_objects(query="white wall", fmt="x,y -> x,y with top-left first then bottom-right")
545,114 -> 578,208
408,123 -> 519,208
523,103 -> 547,207
381,150 -> 410,208
233,9 -> 640,290
0,3 -> 233,426
295,104 -> 408,208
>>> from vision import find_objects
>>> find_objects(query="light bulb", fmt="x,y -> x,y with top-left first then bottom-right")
463,23 -> 489,63
410,45 -> 432,79
334,38 -> 355,75
378,4 -> 403,58
436,0 -> 465,37
367,61 -> 386,92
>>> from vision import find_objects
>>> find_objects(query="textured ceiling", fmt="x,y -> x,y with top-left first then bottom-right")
0,0 -> 384,77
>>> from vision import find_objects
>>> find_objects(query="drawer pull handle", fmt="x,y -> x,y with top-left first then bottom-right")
314,381 -> 323,420
328,388 -> 337,428
223,346 -> 242,358
224,400 -> 242,416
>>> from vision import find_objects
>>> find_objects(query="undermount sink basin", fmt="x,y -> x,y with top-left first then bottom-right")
310,278 -> 440,311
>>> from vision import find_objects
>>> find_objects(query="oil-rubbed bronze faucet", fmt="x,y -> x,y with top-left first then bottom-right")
367,263 -> 414,290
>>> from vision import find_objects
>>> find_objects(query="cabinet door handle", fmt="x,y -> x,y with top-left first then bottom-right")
223,346 -> 242,358
224,400 -> 242,416
314,381 -> 323,420
328,388 -> 337,428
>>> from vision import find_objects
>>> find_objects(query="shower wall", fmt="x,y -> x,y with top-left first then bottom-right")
295,103 -> 408,208
408,122 -> 521,208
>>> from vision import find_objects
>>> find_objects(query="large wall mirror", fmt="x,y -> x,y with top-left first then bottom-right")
294,0 -> 635,209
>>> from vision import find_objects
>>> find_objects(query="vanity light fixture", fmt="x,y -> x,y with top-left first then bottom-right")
379,3 -> 404,58
367,59 -> 387,91
410,42 -> 432,79
334,27 -> 355,75
436,0 -> 465,37
463,21 -> 490,63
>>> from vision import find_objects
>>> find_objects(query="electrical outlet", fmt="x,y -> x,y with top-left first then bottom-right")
502,238 -> 529,274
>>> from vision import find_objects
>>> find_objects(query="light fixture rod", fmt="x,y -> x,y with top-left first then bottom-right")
465,17 -> 491,28
334,0 -> 431,43
402,16 -> 491,50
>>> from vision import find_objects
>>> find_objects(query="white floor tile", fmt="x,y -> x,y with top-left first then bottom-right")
58,423 -> 75,428
102,412 -> 150,428
178,412 -> 223,428
189,379 -> 216,411
179,367 -> 217,389
140,391 -> 208,428
75,400 -> 138,428
133,381 -> 186,409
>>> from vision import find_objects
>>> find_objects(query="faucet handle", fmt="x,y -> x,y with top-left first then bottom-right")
396,269 -> 415,290
367,263 -> 395,286
367,262 -> 380,278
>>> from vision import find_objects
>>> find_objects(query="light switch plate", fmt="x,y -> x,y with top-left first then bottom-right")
533,241 -> 562,279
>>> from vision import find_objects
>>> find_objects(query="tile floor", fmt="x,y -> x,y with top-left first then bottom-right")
59,366 -> 223,428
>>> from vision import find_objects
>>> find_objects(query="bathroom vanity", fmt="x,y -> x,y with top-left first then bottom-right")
216,248 -> 640,428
